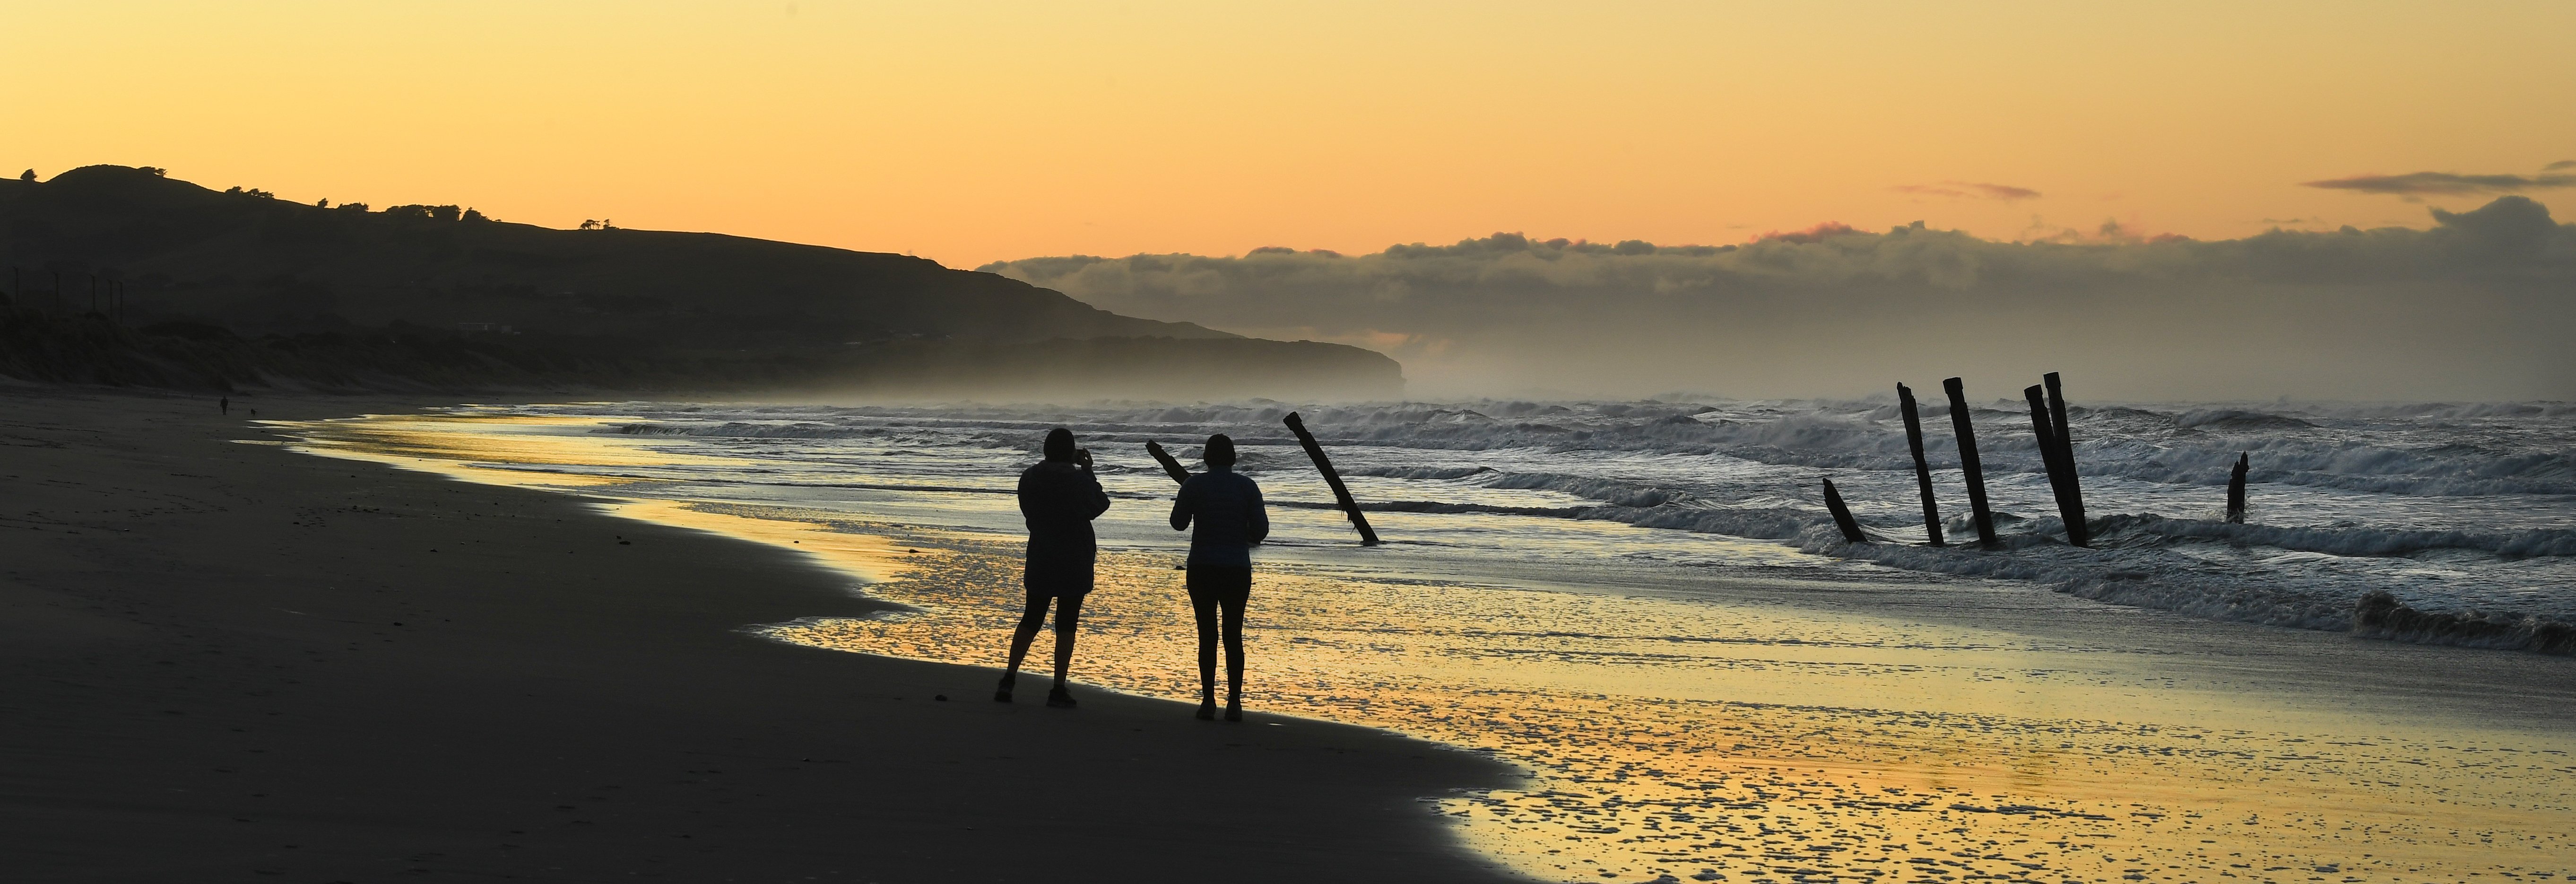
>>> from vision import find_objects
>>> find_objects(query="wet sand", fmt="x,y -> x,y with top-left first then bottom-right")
0,387 -> 1520,882
268,406 -> 2576,884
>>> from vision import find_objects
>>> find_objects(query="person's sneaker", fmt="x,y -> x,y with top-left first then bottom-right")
1223,700 -> 1243,722
1195,699 -> 1217,720
993,675 -> 1015,703
1046,687 -> 1077,708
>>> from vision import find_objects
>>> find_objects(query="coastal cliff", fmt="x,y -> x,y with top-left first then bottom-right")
0,166 -> 1402,400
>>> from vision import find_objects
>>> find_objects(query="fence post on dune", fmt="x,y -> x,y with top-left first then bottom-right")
2025,385 -> 2090,547
1942,377 -> 1999,547
1144,440 -> 1192,485
1283,411 -> 1381,546
2226,453 -> 2249,523
2042,372 -> 2089,544
1897,384 -> 1945,547
1821,479 -> 1868,543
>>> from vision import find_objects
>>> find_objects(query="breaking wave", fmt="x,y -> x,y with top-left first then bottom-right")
566,395 -> 2575,654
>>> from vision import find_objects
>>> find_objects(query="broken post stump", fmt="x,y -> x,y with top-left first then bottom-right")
1821,478 -> 1868,543
2227,452 -> 2249,523
1282,411 -> 1381,546
1943,377 -> 2000,547
2042,371 -> 2089,544
2025,385 -> 2090,547
1144,440 -> 1192,485
1897,383 -> 1945,547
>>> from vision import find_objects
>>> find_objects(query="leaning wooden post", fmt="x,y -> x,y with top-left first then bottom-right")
1942,377 -> 1999,547
1897,384 -> 1945,547
2042,371 -> 2089,543
1144,440 -> 1192,485
1821,479 -> 1868,543
1283,411 -> 1381,546
2024,385 -> 2090,547
2226,453 -> 2249,523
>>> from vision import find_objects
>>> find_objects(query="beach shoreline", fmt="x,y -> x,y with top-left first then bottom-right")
0,387 -> 1523,883
265,400 -> 2576,884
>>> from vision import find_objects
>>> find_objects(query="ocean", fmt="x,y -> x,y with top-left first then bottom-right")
280,395 -> 2576,883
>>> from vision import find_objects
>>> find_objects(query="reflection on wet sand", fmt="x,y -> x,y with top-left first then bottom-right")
277,411 -> 2576,884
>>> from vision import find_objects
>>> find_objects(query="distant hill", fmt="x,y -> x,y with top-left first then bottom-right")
0,166 -> 1402,399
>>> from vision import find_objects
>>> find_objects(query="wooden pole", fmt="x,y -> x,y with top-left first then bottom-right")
1144,440 -> 1192,485
2025,385 -> 2089,547
1282,411 -> 1381,546
1821,478 -> 1867,543
1897,383 -> 1945,547
1942,377 -> 1999,547
2043,372 -> 2074,454
2226,453 -> 2249,523
2042,372 -> 2088,544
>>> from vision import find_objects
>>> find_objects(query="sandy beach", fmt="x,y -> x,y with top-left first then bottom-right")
0,387 -> 1520,882
257,401 -> 2576,884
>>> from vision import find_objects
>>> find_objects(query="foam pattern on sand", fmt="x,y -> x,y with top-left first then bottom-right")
569,397 -> 2576,652
431,396 -> 2576,652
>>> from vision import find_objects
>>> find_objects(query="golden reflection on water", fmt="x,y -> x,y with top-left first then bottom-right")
277,412 -> 730,488
276,413 -> 2576,884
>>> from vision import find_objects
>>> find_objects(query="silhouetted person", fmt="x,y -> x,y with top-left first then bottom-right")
1169,434 -> 1268,721
220,396 -> 228,415
999,428 -> 1110,708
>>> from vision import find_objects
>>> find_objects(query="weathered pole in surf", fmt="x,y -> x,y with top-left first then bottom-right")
2024,385 -> 2090,547
2042,372 -> 2089,543
1897,384 -> 1945,547
2226,453 -> 2249,523
1821,478 -> 1868,543
1144,440 -> 1193,485
1283,411 -> 1381,546
1942,377 -> 1999,547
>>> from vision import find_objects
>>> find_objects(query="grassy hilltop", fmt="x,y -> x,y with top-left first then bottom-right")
0,166 -> 1401,399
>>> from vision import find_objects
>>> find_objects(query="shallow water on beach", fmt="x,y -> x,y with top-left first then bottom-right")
276,404 -> 2576,884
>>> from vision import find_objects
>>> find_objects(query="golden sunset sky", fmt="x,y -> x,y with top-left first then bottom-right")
13,1 -> 2572,267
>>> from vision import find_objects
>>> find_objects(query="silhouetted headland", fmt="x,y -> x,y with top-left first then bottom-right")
0,166 -> 1402,399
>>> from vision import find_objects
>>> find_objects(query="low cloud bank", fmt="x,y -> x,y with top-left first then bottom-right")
983,197 -> 2575,402
2304,172 -> 2576,196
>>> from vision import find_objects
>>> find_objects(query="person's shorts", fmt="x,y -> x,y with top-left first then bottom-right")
1024,568 -> 1094,598
1184,565 -> 1251,606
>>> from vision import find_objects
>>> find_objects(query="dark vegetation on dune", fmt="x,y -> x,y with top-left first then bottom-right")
0,165 -> 1402,398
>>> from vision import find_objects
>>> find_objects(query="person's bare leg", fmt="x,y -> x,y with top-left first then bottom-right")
1221,588 -> 1246,720
1043,593 -> 1084,708
1190,586 -> 1220,719
998,591 -> 1047,701
1049,592 -> 1084,685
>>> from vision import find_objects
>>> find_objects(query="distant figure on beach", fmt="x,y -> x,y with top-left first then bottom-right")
1169,434 -> 1269,721
999,428 -> 1111,708
220,396 -> 229,415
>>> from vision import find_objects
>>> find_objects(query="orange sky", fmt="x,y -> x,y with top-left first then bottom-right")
13,1 -> 2573,268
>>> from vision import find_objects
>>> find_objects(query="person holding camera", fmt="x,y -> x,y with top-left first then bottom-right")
999,428 -> 1111,708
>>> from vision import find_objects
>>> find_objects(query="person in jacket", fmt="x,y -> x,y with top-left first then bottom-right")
1168,433 -> 1269,721
1000,428 -> 1111,708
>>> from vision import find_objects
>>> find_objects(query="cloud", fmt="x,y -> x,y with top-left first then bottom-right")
2547,160 -> 2576,172
1753,222 -> 1859,244
1892,181 -> 2043,202
983,198 -> 2575,401
2302,171 -> 2576,196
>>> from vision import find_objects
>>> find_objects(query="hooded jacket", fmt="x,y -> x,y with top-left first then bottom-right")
1018,459 -> 1111,584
